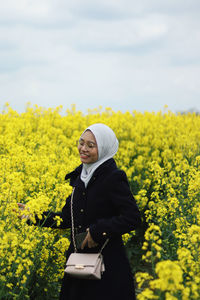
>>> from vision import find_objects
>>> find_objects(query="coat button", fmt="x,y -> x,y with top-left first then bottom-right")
102,232 -> 107,236
82,192 -> 85,196
78,225 -> 82,229
80,209 -> 84,213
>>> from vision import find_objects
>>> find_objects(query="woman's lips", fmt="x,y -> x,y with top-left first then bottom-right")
80,154 -> 89,159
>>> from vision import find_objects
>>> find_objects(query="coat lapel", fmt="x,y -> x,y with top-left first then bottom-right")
65,158 -> 117,189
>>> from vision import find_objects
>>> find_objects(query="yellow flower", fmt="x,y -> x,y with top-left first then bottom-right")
1,105 -> 200,298
150,260 -> 184,292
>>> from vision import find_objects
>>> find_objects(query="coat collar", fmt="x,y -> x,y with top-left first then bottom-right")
65,158 -> 117,187
64,164 -> 82,186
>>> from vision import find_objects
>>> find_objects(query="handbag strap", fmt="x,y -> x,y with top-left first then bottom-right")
70,187 -> 109,253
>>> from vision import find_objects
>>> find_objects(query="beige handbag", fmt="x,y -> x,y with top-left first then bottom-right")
64,188 -> 108,280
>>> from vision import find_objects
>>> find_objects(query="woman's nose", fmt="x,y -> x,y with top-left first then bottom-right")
81,144 -> 88,151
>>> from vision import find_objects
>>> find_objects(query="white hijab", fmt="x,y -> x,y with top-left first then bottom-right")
80,123 -> 119,187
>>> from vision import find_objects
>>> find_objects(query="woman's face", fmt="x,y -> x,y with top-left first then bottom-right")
78,130 -> 98,164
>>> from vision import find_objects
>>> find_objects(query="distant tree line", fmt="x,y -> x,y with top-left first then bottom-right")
178,108 -> 200,115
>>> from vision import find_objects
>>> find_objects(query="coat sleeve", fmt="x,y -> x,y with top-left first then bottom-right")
27,196 -> 71,229
89,170 -> 141,243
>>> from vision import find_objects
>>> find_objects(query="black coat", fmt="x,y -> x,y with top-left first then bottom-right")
39,158 -> 141,300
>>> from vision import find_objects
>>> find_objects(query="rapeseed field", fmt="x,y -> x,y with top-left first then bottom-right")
0,104 -> 199,299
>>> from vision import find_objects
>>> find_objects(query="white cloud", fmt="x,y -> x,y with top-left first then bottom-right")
0,0 -> 200,113
0,0 -> 52,21
68,16 -> 168,51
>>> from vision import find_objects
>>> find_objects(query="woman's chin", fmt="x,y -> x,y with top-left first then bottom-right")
80,157 -> 90,163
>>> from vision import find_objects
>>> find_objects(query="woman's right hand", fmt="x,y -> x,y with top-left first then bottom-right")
16,203 -> 30,220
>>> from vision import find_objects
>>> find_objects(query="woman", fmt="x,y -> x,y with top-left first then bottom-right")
18,123 -> 141,300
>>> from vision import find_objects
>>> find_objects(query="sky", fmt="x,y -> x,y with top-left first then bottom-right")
0,0 -> 200,114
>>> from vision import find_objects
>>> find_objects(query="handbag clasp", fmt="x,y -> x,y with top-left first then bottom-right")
75,265 -> 85,269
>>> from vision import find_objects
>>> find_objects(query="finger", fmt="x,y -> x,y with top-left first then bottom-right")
88,240 -> 92,248
87,232 -> 98,247
87,238 -> 98,248
81,235 -> 89,250
21,214 -> 29,220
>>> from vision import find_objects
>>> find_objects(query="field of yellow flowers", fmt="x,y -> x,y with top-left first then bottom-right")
0,104 -> 200,299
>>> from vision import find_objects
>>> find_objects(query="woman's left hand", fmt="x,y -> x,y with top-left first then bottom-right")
81,229 -> 98,249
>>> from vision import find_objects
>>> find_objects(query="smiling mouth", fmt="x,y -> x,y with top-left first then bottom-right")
80,154 -> 89,158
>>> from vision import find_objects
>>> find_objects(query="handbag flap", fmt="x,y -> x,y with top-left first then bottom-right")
66,253 -> 102,266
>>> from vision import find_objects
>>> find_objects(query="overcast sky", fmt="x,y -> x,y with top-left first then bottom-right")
0,0 -> 200,114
